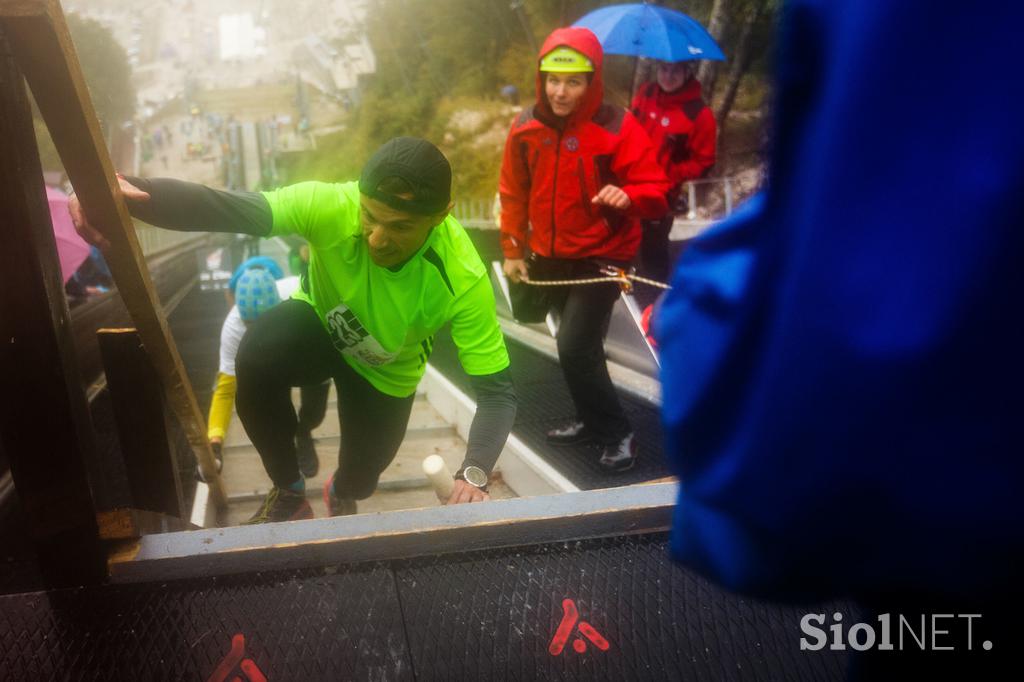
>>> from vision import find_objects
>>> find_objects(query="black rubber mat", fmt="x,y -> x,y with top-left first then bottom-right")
0,562 -> 411,680
430,329 -> 671,490
395,533 -> 852,681
165,285 -> 230,507
0,533 -> 853,680
430,227 -> 672,489
167,284 -> 229,406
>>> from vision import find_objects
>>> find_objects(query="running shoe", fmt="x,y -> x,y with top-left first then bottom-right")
243,486 -> 313,524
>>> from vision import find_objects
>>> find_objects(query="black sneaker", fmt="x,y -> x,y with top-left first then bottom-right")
599,433 -> 637,472
243,487 -> 313,525
296,429 -> 320,478
546,419 -> 591,444
323,474 -> 357,517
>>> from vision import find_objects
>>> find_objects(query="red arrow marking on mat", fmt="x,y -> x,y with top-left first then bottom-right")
578,621 -> 610,651
207,634 -> 268,682
240,659 -> 267,682
549,598 -> 579,655
549,599 -> 611,656
208,634 -> 246,682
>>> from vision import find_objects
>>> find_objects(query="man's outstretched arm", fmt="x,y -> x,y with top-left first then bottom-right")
123,176 -> 273,236
70,174 -> 273,247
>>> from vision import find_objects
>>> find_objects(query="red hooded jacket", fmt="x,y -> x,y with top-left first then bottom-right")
630,78 -> 717,188
499,28 -> 670,261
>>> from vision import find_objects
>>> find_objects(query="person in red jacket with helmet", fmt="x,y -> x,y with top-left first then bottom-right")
500,26 -> 670,472
631,61 -> 717,303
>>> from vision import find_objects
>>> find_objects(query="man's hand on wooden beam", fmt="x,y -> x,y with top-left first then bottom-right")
68,173 -> 150,250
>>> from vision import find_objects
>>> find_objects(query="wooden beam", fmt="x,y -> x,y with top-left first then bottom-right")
110,483 -> 678,583
98,328 -> 186,519
97,508 -> 198,540
0,33 -> 105,585
0,0 -> 227,509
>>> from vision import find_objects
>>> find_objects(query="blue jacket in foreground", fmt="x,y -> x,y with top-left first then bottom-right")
656,0 -> 1024,602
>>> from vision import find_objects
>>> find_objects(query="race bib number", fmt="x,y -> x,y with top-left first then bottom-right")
325,303 -> 399,366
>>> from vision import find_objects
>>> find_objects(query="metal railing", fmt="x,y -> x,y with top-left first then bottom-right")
681,176 -> 736,220
135,222 -> 209,259
452,197 -> 498,229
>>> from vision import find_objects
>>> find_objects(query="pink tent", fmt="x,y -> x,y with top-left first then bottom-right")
46,185 -> 90,284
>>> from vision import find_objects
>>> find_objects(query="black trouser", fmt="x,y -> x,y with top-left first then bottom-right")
542,258 -> 632,444
296,382 -> 329,434
637,214 -> 674,308
235,300 -> 415,498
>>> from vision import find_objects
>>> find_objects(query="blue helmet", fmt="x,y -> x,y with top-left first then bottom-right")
228,256 -> 284,292
235,267 -> 280,321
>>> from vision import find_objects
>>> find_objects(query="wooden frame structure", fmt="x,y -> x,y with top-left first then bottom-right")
0,0 -> 225,508
97,329 -> 187,519
0,28 -> 105,586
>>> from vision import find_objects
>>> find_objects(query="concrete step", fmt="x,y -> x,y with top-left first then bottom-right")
221,434 -> 468,495
224,393 -> 452,445
223,475 -> 517,526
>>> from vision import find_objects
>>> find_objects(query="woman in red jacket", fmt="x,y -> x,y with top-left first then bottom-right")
500,27 -> 670,472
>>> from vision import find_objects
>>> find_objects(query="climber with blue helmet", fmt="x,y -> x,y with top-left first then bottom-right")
206,263 -> 328,482
234,266 -> 281,322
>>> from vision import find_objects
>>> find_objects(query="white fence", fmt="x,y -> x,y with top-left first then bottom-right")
135,222 -> 209,259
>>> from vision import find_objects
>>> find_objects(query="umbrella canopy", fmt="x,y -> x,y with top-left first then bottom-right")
46,185 -> 91,284
573,3 -> 725,62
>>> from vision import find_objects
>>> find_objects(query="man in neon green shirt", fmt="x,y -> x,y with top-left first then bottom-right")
71,138 -> 516,523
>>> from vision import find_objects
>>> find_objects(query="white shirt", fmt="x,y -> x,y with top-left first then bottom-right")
218,276 -> 301,376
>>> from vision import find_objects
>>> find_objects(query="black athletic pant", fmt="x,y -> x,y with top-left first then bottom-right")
235,300 -> 415,498
637,214 -> 674,308
296,382 -> 330,434
544,259 -> 632,444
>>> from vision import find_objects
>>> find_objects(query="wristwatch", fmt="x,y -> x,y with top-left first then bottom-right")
455,465 -> 489,492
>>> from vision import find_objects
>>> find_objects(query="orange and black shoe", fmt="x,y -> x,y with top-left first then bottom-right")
242,486 -> 314,525
322,474 -> 358,517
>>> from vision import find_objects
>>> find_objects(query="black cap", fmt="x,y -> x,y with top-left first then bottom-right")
358,137 -> 452,215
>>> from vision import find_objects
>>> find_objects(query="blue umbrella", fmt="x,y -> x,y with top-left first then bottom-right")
573,3 -> 725,62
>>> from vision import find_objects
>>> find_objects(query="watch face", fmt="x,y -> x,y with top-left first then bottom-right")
463,466 -> 488,488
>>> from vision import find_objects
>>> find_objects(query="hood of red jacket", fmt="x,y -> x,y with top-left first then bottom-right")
534,27 -> 604,127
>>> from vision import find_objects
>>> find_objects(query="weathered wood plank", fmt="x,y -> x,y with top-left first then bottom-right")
0,1 -> 227,508
111,483 -> 678,583
0,34 -> 104,585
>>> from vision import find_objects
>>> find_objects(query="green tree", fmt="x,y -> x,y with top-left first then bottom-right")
65,13 -> 135,132
34,13 -> 136,172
